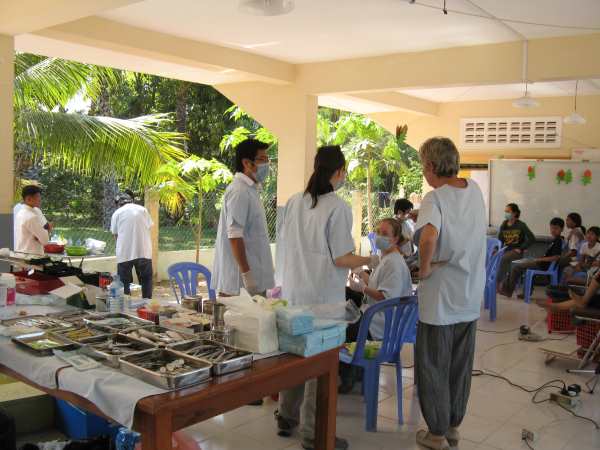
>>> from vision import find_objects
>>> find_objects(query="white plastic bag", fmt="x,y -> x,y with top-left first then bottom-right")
223,289 -> 279,354
85,238 -> 107,255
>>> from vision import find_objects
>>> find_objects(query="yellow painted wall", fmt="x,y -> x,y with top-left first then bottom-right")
371,95 -> 600,164
0,35 -> 14,215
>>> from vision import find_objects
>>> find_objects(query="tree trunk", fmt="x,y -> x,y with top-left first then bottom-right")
176,81 -> 189,151
195,190 -> 203,263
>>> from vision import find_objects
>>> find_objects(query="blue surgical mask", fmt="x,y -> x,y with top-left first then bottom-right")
333,173 -> 346,191
504,212 -> 513,221
255,163 -> 269,183
375,235 -> 392,251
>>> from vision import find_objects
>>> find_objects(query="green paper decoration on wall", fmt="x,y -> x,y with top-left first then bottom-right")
527,165 -> 536,181
556,169 -> 573,184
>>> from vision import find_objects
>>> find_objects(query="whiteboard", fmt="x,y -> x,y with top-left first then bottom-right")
489,159 -> 600,236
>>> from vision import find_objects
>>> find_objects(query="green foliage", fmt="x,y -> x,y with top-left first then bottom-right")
13,54 -> 186,187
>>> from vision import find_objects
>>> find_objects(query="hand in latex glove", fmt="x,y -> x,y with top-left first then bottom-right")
348,274 -> 366,293
241,270 -> 260,295
368,254 -> 380,270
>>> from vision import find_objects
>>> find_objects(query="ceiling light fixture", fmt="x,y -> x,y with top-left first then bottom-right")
564,80 -> 587,125
513,41 -> 540,109
239,0 -> 295,16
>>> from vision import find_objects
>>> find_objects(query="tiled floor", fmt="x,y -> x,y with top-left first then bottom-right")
182,290 -> 600,450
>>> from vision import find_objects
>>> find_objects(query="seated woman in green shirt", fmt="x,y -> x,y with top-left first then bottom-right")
497,203 -> 536,291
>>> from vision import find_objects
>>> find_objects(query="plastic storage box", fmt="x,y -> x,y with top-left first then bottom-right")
55,399 -> 118,440
13,270 -> 64,295
278,321 -> 347,357
546,300 -> 575,334
576,321 -> 600,359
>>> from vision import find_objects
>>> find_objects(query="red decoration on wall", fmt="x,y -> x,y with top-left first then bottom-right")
556,169 -> 566,183
527,165 -> 536,181
582,169 -> 592,186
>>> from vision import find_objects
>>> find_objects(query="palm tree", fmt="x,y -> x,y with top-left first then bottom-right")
153,156 -> 232,262
13,54 -> 186,190
334,115 -> 408,232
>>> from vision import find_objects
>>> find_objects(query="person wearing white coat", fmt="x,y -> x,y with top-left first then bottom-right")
275,145 -> 379,450
211,139 -> 275,297
14,185 -> 52,255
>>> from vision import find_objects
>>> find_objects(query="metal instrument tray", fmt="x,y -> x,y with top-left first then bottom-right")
168,339 -> 253,376
2,315 -> 74,331
122,325 -> 195,346
48,310 -> 91,323
12,331 -> 79,356
83,312 -> 153,332
119,348 -> 212,390
52,325 -> 110,343
79,334 -> 156,367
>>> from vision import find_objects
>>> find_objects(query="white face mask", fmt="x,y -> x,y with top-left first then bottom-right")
332,171 -> 346,191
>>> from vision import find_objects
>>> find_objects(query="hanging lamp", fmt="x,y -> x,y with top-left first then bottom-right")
513,41 -> 540,109
564,80 -> 586,125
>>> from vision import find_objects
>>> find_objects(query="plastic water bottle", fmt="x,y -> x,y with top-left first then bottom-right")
108,274 -> 125,313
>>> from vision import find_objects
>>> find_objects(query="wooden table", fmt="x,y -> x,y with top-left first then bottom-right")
0,348 -> 340,450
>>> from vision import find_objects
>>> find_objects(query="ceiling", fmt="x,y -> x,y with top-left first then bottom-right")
398,79 -> 600,103
99,0 -> 600,63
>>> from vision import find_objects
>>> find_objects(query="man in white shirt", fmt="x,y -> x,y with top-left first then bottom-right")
394,198 -> 417,256
110,191 -> 154,299
211,139 -> 275,297
14,185 -> 52,255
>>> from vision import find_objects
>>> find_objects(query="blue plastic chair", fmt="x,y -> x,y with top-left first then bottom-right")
167,262 -> 216,303
486,237 -> 501,270
523,260 -> 560,304
368,232 -> 378,254
339,296 -> 418,431
484,246 -> 507,321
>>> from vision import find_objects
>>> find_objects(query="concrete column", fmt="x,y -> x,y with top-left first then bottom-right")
0,35 -> 14,252
215,82 -> 318,206
144,188 -> 160,282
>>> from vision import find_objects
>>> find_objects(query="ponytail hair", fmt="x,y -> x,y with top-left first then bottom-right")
305,145 -> 345,208
378,218 -> 407,249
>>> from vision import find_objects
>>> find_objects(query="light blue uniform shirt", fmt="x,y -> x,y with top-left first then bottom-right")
276,192 -> 355,317
415,180 -> 487,326
364,251 -> 413,339
211,173 -> 274,295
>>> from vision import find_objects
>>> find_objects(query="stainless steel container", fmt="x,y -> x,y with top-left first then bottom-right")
83,312 -> 153,333
12,331 -> 79,356
79,334 -> 156,367
181,295 -> 202,312
168,338 -> 253,376
212,302 -> 226,328
122,325 -> 195,346
201,298 -> 215,315
119,348 -> 212,389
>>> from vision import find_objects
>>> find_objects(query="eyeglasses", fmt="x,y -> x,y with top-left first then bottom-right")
254,156 -> 269,164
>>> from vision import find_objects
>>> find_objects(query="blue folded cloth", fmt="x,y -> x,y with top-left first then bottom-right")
278,321 -> 347,357
276,307 -> 315,336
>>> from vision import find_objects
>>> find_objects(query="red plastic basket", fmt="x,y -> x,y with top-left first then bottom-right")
13,270 -> 64,295
576,321 -> 600,359
546,299 -> 575,333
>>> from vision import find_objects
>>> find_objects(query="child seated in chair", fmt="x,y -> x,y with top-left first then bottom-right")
499,217 -> 565,299
563,226 -> 600,286
340,218 -> 413,393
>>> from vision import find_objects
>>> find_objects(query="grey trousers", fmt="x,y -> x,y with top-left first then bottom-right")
498,249 -> 523,286
415,320 -> 477,436
278,379 -> 317,442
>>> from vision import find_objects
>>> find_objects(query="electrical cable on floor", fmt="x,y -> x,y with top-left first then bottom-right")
554,400 -> 600,429
477,327 -> 521,333
473,369 -> 600,429
523,437 -> 535,450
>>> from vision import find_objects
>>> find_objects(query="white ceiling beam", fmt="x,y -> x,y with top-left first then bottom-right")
30,17 -> 296,84
297,33 -> 600,94
350,91 -> 439,116
0,0 -> 144,35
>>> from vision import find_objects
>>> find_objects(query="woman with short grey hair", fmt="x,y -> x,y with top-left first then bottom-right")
413,137 -> 487,450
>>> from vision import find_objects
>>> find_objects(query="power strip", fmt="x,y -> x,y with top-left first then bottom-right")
549,391 -> 581,408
